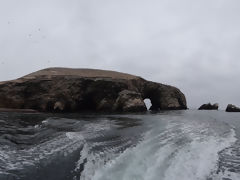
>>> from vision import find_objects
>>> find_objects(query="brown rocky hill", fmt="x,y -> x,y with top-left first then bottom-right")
0,68 -> 187,112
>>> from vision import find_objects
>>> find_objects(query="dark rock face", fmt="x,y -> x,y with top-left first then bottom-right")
226,104 -> 240,112
113,90 -> 147,112
198,103 -> 219,110
0,68 -> 187,112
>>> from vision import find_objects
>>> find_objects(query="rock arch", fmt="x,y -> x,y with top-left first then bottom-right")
140,81 -> 187,111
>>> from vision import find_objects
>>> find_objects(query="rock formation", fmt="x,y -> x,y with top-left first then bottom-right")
0,68 -> 187,112
226,104 -> 240,112
198,103 -> 219,110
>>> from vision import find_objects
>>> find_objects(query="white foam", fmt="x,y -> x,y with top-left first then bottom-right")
163,129 -> 236,180
81,121 -> 237,180
66,132 -> 84,141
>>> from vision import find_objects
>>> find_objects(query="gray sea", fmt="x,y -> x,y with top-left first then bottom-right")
0,110 -> 240,180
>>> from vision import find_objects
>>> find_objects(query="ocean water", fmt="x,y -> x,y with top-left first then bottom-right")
0,110 -> 240,180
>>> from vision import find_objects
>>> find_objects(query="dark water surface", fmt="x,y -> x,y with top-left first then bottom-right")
0,110 -> 240,180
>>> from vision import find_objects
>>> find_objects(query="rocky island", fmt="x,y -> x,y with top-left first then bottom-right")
198,103 -> 219,110
226,104 -> 240,112
0,68 -> 187,112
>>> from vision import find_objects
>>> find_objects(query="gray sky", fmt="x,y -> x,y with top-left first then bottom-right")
1,0 -> 240,109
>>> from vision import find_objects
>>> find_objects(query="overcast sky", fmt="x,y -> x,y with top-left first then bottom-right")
0,0 -> 240,109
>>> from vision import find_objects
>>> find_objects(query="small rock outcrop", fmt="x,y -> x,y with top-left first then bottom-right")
0,68 -> 187,112
113,90 -> 147,112
226,104 -> 240,112
198,103 -> 219,110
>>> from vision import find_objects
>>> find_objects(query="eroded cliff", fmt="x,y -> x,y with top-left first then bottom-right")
0,68 -> 187,112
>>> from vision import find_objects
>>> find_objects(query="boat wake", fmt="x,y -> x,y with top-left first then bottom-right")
78,115 -> 237,180
0,111 -> 240,180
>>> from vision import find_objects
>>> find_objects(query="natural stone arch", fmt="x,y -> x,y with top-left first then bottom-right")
141,82 -> 162,110
141,81 -> 187,111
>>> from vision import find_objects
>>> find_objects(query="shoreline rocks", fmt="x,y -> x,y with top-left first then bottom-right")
198,103 -> 219,110
226,104 -> 240,112
0,68 -> 187,113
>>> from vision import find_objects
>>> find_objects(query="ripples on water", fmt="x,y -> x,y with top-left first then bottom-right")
0,110 -> 240,180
